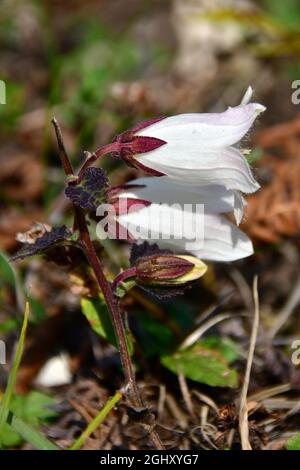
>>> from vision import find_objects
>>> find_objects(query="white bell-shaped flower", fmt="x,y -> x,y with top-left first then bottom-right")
113,178 -> 253,262
115,87 -> 265,193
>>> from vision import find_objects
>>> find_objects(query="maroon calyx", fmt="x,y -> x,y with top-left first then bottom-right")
111,117 -> 167,176
126,157 -> 166,177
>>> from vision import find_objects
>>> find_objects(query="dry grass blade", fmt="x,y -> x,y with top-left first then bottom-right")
179,313 -> 236,350
178,374 -> 194,417
238,276 -> 260,451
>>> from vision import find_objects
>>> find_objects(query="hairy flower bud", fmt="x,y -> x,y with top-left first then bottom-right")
135,254 -> 207,286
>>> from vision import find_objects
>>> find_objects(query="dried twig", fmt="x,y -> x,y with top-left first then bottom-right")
178,374 -> 194,417
180,312 -> 244,350
238,275 -> 260,451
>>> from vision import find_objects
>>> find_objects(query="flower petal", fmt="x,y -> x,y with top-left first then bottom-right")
117,205 -> 253,262
233,191 -> 246,225
137,146 -> 260,193
155,215 -> 253,262
117,177 -> 246,217
240,86 -> 253,106
137,102 -> 265,148
187,214 -> 253,261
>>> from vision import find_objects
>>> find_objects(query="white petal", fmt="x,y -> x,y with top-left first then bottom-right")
117,206 -> 253,262
137,103 -> 265,148
233,191 -> 246,225
119,177 -> 245,216
156,214 -> 253,262
188,214 -> 254,262
137,146 -> 260,193
118,203 -> 197,241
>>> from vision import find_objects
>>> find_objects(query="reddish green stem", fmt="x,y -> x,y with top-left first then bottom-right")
74,207 -> 141,405
78,142 -> 120,178
112,267 -> 137,291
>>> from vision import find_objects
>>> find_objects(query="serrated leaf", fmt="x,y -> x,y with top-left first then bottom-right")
286,433 -> 300,450
161,342 -> 238,388
10,226 -> 71,261
65,167 -> 108,210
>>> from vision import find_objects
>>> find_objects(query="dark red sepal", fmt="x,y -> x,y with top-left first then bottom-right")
123,155 -> 166,177
111,117 -> 167,176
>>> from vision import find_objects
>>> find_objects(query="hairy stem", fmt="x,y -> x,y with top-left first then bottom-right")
74,207 -> 141,406
51,118 -> 163,450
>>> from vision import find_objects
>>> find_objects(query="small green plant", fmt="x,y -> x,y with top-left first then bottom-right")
10,86 -> 263,450
0,302 -> 59,449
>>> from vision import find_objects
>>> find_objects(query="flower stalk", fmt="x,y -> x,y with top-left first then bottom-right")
78,142 -> 121,179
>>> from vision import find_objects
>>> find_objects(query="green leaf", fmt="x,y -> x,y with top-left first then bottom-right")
11,391 -> 58,425
6,411 -> 59,450
166,300 -> 196,333
81,295 -> 134,355
0,301 -> 29,441
161,342 -> 238,388
81,295 -> 117,347
0,318 -> 19,333
263,0 -> 300,31
138,315 -> 174,356
0,423 -> 22,448
286,433 -> 300,450
0,392 -> 58,449
0,251 -> 16,287
198,336 -> 240,363
0,302 -> 57,450
27,295 -> 47,324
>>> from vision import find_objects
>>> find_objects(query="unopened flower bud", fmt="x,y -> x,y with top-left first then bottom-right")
135,254 -> 207,286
